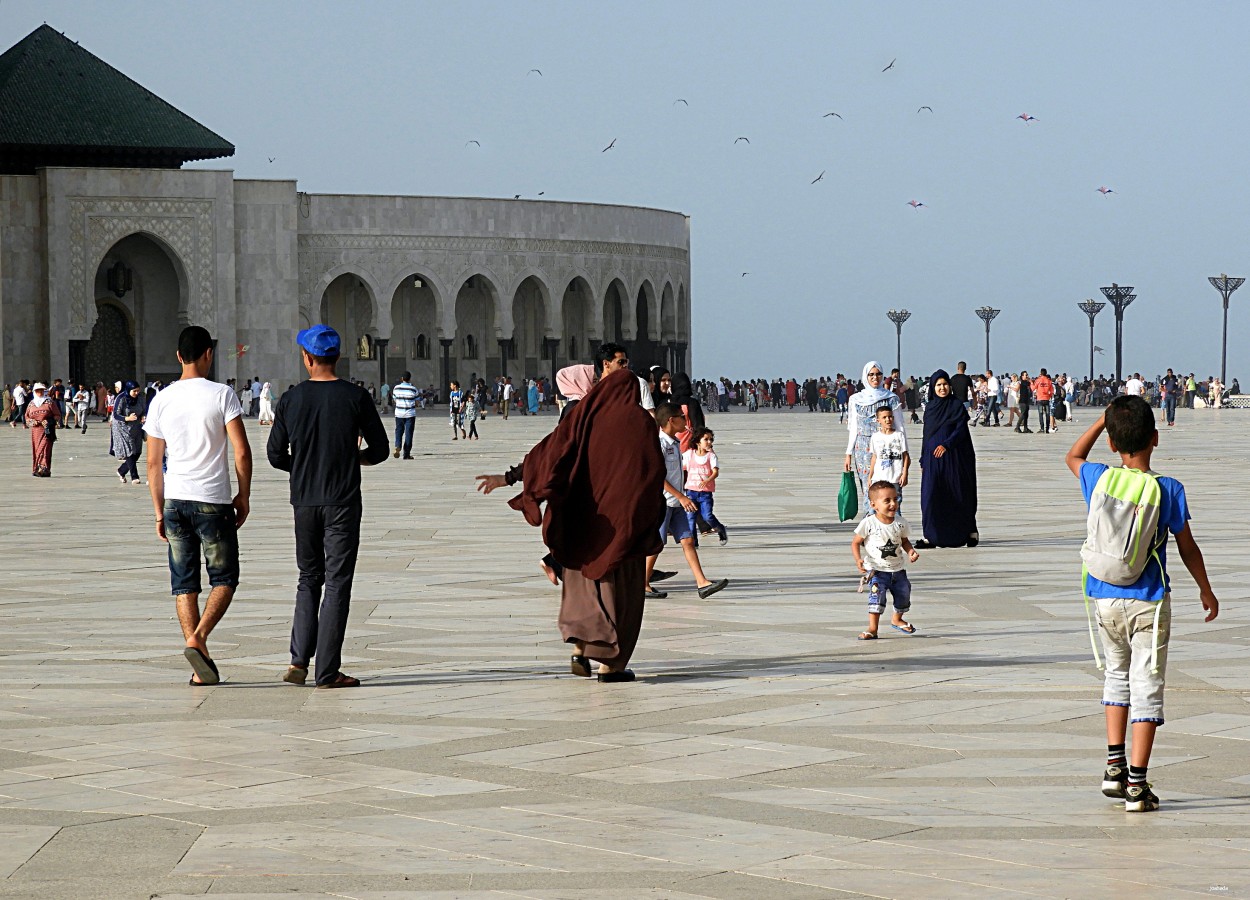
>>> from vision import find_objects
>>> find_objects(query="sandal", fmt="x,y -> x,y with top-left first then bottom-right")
890,622 -> 917,635
315,673 -> 361,689
857,631 -> 878,641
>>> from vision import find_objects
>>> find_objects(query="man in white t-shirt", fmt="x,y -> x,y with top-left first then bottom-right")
1125,373 -> 1145,397
501,376 -> 513,419
144,326 -> 252,686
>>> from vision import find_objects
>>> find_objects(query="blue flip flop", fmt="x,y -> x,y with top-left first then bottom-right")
890,623 -> 918,635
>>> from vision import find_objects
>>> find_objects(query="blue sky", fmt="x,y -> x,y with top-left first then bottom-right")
6,1 -> 1250,380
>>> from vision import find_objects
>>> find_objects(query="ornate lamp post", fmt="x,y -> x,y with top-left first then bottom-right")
886,308 -> 911,373
1099,283 -> 1135,383
1208,273 -> 1245,385
1077,299 -> 1106,381
974,306 -> 1000,371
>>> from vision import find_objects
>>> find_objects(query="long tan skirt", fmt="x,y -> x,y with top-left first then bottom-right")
558,557 -> 646,668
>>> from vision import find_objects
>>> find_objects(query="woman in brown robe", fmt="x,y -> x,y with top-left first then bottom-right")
24,383 -> 60,477
476,368 -> 666,682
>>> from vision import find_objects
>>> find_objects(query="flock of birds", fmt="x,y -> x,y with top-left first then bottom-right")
456,60 -> 1117,210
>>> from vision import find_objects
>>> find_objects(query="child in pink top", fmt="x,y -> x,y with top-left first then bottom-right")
682,427 -> 728,545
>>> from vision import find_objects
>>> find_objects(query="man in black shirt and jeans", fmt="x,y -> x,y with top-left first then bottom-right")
948,361 -> 974,412
268,324 -> 389,688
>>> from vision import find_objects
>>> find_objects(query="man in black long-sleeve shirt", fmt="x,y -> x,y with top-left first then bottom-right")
267,325 -> 388,688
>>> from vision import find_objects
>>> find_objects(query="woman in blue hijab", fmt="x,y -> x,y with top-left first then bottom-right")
917,369 -> 979,548
110,380 -> 146,484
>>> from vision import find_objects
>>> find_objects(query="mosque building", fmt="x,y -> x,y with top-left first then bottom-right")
0,25 -> 691,391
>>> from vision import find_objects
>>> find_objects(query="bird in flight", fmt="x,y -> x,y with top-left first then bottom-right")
513,194 -> 521,199
882,58 -> 896,72
1094,345 -> 1105,354
537,191 -> 545,196
465,140 -> 480,148
917,106 -> 933,113
811,171 -> 825,184
674,98 -> 688,106
823,112 -> 842,119
527,69 -> 542,76
907,200 -> 925,209
1017,113 -> 1038,123
734,136 -> 750,144
602,138 -> 616,152
1097,186 -> 1114,195
741,272 -> 750,277
267,157 -> 276,163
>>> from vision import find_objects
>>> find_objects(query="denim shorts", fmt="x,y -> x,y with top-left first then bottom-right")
658,505 -> 695,544
165,499 -> 240,595
867,569 -> 911,615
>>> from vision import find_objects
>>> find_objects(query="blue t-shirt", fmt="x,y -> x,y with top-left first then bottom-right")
1080,462 -> 1189,601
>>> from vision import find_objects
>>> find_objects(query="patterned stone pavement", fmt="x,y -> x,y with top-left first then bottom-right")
1,405 -> 1249,899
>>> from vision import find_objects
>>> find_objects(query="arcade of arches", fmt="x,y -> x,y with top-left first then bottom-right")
311,270 -> 689,392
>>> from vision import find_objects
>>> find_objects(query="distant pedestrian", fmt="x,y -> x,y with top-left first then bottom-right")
392,372 -> 418,458
24,383 -> 59,477
111,381 -> 146,484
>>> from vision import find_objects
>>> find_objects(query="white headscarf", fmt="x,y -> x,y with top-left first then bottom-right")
28,387 -> 49,409
851,360 -> 892,409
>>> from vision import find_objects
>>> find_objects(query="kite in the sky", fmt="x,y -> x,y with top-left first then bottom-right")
907,200 -> 925,209
1097,186 -> 1114,195
917,106 -> 933,113
734,137 -> 750,144
1017,113 -> 1037,123
674,98 -> 688,106
527,69 -> 542,76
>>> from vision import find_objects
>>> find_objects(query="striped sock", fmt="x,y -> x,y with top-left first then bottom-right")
1128,764 -> 1148,786
1107,744 -> 1126,768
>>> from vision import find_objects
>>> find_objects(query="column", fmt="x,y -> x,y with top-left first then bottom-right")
544,337 -> 561,393
439,338 -> 453,403
498,338 -> 510,381
375,338 -> 389,388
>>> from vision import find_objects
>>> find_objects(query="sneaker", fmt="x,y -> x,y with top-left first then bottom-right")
1101,764 -> 1128,798
718,527 -> 729,546
1124,782 -> 1159,812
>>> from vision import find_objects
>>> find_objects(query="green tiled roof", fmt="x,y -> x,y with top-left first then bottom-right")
0,25 -> 234,172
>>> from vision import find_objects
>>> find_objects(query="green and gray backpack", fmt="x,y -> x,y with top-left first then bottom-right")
1080,466 -> 1165,670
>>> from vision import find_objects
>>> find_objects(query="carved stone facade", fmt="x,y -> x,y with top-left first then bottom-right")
0,169 -> 691,390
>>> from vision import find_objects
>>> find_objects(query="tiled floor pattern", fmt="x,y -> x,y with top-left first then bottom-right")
1,407 -> 1249,897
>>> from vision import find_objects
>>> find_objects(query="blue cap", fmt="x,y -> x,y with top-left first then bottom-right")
296,324 -> 340,356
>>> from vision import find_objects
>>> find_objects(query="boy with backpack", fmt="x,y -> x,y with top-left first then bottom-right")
1065,396 -> 1219,812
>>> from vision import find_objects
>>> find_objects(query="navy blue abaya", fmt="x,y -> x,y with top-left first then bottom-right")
920,370 -> 978,546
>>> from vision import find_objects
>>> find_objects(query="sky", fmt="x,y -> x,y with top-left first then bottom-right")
5,0 -> 1250,381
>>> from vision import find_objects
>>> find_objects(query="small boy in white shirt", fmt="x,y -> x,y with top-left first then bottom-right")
868,407 -> 910,498
851,481 -> 920,640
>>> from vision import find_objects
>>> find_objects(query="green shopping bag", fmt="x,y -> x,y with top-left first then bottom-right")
838,471 -> 858,522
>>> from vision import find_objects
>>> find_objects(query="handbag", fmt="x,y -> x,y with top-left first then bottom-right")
43,420 -> 57,443
837,471 -> 858,522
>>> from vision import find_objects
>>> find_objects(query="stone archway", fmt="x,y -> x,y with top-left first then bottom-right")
81,233 -> 188,387
633,280 -> 660,370
602,278 -> 628,347
510,275 -> 551,383
319,273 -> 377,383
388,272 -> 441,392
452,273 -> 501,389
560,276 -> 594,362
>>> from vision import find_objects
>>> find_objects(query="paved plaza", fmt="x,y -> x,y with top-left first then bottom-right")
2,406 -> 1250,899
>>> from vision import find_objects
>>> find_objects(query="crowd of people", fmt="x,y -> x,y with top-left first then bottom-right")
2,334 -> 1233,813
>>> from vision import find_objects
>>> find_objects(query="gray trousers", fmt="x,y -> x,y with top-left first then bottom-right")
291,502 -> 361,685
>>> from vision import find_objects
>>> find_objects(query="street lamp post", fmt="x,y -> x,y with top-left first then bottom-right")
974,306 -> 1000,371
1077,299 -> 1106,381
1099,283 -> 1135,383
1208,273 -> 1245,385
886,308 -> 911,374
